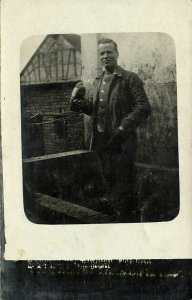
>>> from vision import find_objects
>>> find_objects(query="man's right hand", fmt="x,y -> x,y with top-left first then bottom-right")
70,97 -> 88,112
70,82 -> 87,112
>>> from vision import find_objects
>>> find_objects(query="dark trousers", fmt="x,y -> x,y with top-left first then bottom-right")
94,131 -> 138,216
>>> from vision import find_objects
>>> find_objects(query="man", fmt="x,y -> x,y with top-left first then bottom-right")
70,38 -> 151,221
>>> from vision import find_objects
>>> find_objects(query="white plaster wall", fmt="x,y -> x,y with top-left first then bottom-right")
81,34 -> 101,147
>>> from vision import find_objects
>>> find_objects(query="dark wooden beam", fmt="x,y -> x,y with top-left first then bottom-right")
34,193 -> 114,224
23,150 -> 179,174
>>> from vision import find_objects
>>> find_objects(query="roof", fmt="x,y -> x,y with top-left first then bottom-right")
20,34 -> 81,85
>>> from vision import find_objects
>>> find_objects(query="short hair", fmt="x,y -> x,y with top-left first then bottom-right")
98,38 -> 118,53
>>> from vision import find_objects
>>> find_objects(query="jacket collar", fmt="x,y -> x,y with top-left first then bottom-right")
95,65 -> 123,79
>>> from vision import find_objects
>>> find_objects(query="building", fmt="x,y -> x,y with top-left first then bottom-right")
21,34 -> 84,157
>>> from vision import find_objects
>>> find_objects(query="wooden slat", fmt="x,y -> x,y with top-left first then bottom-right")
23,150 -> 91,163
42,52 -> 50,81
73,48 -> 77,76
55,52 -> 58,80
38,53 -> 41,81
23,150 -> 179,173
34,193 -> 114,223
61,50 -> 64,79
65,49 -> 72,78
135,163 -> 178,173
31,59 -> 38,81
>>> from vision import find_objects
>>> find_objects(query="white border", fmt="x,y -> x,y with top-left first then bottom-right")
2,0 -> 192,260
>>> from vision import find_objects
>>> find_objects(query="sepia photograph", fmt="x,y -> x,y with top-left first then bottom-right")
21,33 -> 179,224
2,0 -> 192,298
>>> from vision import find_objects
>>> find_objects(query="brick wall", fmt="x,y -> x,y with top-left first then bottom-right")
21,82 -> 84,156
42,113 -> 84,154
22,115 -> 44,158
21,82 -> 73,115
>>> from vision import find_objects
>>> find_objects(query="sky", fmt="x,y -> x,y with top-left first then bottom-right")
20,35 -> 46,72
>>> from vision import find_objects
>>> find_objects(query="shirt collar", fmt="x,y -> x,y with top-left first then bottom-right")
95,65 -> 123,79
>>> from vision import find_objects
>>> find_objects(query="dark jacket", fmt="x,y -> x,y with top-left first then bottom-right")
72,65 -> 151,150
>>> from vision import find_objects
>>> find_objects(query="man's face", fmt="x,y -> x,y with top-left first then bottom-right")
98,42 -> 118,71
